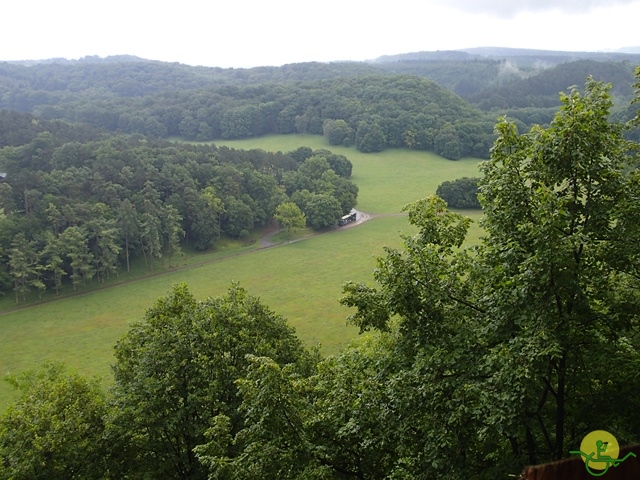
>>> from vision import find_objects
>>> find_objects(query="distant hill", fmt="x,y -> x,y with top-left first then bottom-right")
373,47 -> 640,67
461,46 -> 640,62
368,48 -> 639,115
463,59 -> 639,130
0,49 -> 637,156
0,59 -> 383,99
467,59 -> 637,108
7,55 -> 149,66
0,59 -> 492,158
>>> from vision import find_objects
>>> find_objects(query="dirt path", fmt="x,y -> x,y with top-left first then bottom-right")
259,221 -> 282,248
257,209 -> 393,246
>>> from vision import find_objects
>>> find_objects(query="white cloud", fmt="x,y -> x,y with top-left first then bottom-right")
1,0 -> 639,67
433,0 -> 640,17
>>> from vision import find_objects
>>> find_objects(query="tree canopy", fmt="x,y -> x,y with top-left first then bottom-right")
0,59 -> 496,158
206,75 -> 640,479
0,125 -> 356,300
108,282 -> 315,479
0,363 -> 107,480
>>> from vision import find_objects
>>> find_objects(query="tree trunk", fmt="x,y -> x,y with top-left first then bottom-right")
125,236 -> 130,272
554,353 -> 567,460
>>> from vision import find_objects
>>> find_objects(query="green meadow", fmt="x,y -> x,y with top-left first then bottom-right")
0,135 -> 483,408
218,134 -> 483,214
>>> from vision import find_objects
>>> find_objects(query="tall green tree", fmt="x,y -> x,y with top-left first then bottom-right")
108,283 -> 311,480
304,194 -> 342,229
434,122 -> 463,160
42,232 -> 66,295
117,198 -> 139,272
332,176 -> 359,214
188,195 -> 222,251
139,212 -> 162,271
86,204 -> 121,282
160,204 -> 183,266
435,176 -> 481,208
8,233 -> 43,303
223,197 -> 254,238
0,183 -> 15,214
44,202 -> 65,234
61,226 -> 95,290
212,336 -> 401,480
274,201 -> 306,233
476,77 -> 640,463
355,121 -> 386,153
323,119 -> 354,146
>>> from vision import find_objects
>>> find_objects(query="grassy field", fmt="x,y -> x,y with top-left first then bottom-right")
0,135 -> 483,409
0,234 -> 263,313
218,134 -> 483,214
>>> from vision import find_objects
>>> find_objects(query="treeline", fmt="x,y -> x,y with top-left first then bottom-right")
375,57 -> 509,97
0,109 -> 100,147
0,60 -> 495,159
467,59 -> 637,108
374,50 -> 640,99
0,113 -> 357,302
0,58 -> 382,98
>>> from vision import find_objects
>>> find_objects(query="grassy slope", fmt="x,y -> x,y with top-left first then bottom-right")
0,135 -> 483,408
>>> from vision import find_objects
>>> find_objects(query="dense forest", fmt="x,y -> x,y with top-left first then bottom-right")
373,52 -> 640,135
2,50 -> 639,160
0,111 -> 357,302
1,75 -> 639,479
0,51 -> 638,301
0,61 -> 493,159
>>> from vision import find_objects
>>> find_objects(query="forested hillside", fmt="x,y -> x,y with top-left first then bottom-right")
3,52 -> 639,163
0,59 -> 494,159
0,111 -> 357,302
1,52 -> 639,304
1,57 -> 382,91
466,60 -> 638,127
372,50 -> 640,132
374,48 -> 639,89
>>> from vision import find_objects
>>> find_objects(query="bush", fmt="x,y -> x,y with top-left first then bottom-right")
436,177 -> 481,208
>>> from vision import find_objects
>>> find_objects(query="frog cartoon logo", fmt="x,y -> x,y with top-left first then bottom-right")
569,430 -> 636,477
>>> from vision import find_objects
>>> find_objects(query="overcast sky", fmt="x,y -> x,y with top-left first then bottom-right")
1,0 -> 639,68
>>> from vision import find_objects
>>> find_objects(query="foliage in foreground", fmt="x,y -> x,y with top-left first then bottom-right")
1,74 -> 640,479
0,363 -> 107,479
106,283 -> 314,479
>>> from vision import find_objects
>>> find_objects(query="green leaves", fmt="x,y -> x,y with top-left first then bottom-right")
274,201 -> 306,233
334,76 -> 640,476
109,282 -> 309,479
0,363 -> 107,480
436,177 -> 481,209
